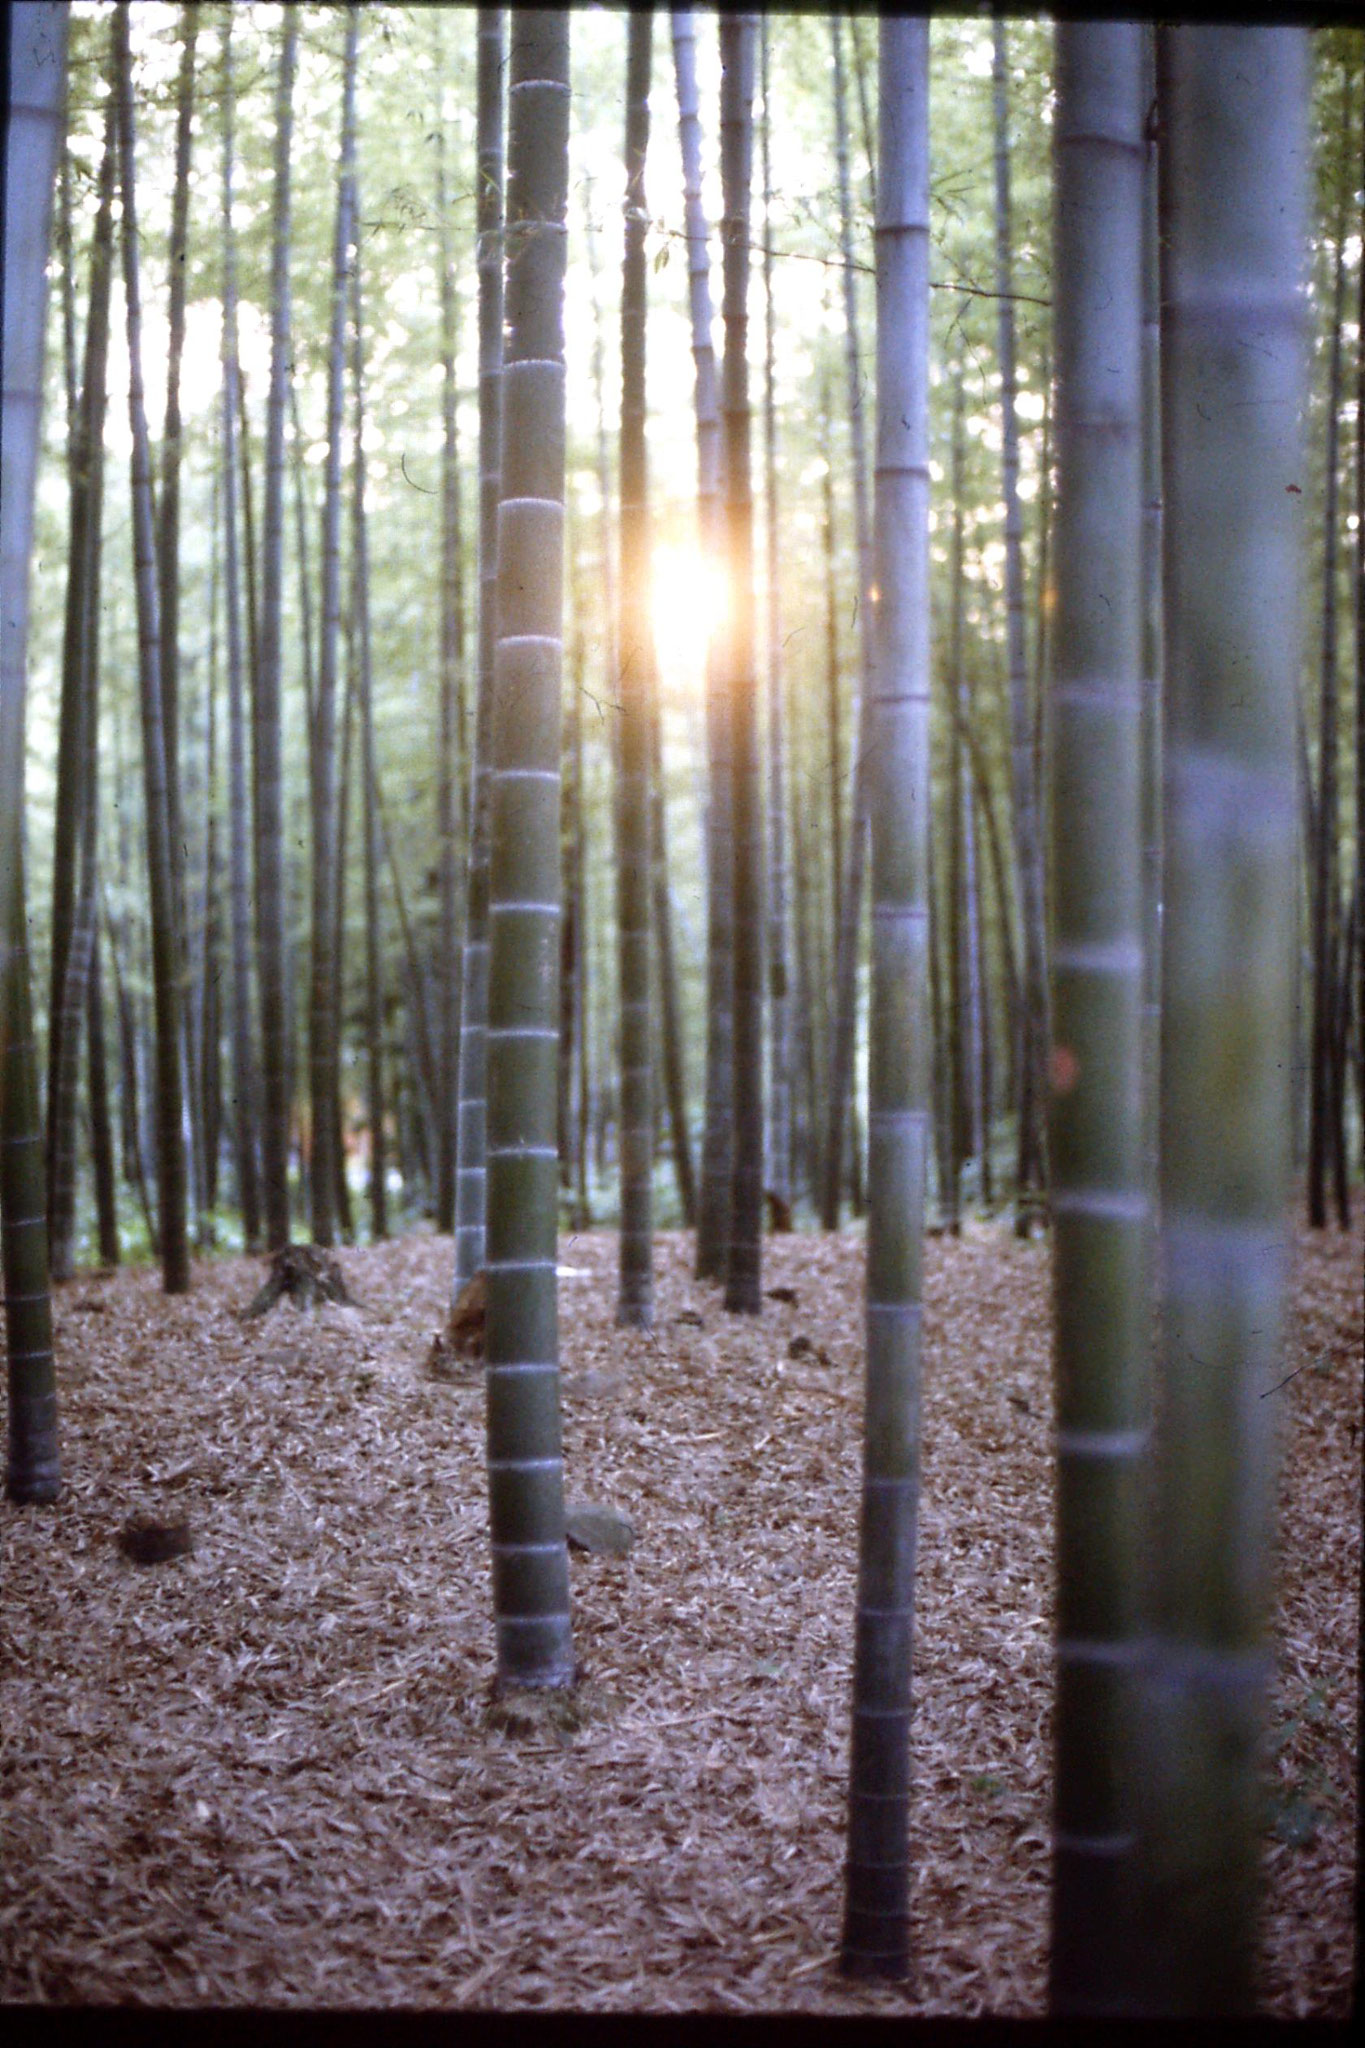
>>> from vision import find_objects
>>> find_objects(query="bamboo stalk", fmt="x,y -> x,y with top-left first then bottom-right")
1,0 -> 68,1501
453,5 -> 505,1294
840,18 -> 930,1979
1046,24 -> 1146,2013
1135,27 -> 1308,2012
482,7 -> 575,1691
720,12 -> 763,1316
615,7 -> 656,1328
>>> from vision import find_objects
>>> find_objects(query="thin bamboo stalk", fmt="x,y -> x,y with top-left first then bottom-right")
840,17 -> 930,1978
308,3 -> 358,1250
114,0 -> 190,1295
453,4 -> 505,1294
822,12 -> 876,1235
219,10 -> 261,1249
255,5 -> 300,1251
760,13 -> 791,1215
672,8 -> 732,1280
993,19 -> 1050,1235
720,12 -> 763,1317
435,39 -> 466,1237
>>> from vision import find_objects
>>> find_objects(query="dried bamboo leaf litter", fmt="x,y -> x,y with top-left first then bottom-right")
0,1219 -> 1357,2013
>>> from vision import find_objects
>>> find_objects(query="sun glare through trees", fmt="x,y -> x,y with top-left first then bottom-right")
651,539 -> 727,683
1,3 -> 1361,2020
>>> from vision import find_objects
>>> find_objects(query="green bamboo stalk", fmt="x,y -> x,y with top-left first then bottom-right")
157,6 -> 201,1237
821,370 -> 845,1147
435,41 -> 466,1240
616,7 -> 655,1328
256,5 -> 299,1252
2,0 -> 68,1503
719,12 -> 762,1317
926,819 -> 953,1226
568,520 -> 592,1232
1308,64 -> 1353,1232
87,919 -> 119,1267
672,7 -> 732,1281
114,0 -> 190,1297
371,762 -> 439,1141
308,3 -> 358,1251
961,689 -> 987,1205
453,4 -> 505,1295
56,96 -> 77,439
155,1 -> 196,919
648,644 -> 695,1228
334,599 -> 357,1229
219,10 -> 261,1251
760,14 -> 791,1218
1135,26 -> 1308,2013
944,372 -> 967,1235
558,532 -> 581,1195
993,19 -> 1050,1236
1356,108 -> 1365,1205
286,379 -> 316,776
791,744 -> 824,1202
47,88 -> 114,1282
822,11 -> 875,1236
350,237 -> 385,1244
199,459 -> 222,1224
840,16 -> 930,1981
483,7 -> 575,1691
1139,26 -> 1162,1286
1356,229 -> 1365,1976
1046,24 -> 1146,2015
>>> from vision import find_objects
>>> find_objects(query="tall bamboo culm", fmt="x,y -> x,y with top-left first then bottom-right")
308,3 -> 359,1251
821,12 -> 875,1235
1135,26 -> 1308,2013
350,242 -> 386,1244
114,0 -> 190,1296
672,7 -> 731,1281
760,13 -> 791,1217
840,16 -> 930,1981
2,0 -> 68,1502
615,6 -> 655,1329
1046,23 -> 1146,2015
1138,27 -> 1162,1282
454,5 -> 505,1297
992,20 -> 1049,1236
1308,66 -> 1353,1233
47,92 -> 114,1283
435,35 -> 466,1239
719,12 -> 763,1317
255,6 -> 299,1252
482,8 -> 575,1690
219,11 -> 261,1250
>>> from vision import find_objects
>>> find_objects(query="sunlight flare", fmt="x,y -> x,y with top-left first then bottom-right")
650,541 -> 728,681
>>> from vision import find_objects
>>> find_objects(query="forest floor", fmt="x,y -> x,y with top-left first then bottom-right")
0,1213 -> 1359,2016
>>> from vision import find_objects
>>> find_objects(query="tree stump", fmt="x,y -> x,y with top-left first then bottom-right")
245,1244 -> 356,1318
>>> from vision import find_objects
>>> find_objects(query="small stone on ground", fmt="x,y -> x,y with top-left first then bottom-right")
564,1503 -> 634,1557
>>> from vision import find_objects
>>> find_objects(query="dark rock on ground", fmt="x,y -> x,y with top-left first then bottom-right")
117,1514 -> 193,1566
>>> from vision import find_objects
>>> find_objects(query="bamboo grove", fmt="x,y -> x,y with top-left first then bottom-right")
2,3 -> 1358,2015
